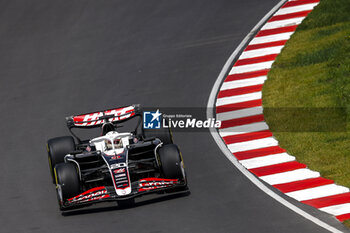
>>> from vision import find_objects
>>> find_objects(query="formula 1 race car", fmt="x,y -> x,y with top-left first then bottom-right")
46,105 -> 188,210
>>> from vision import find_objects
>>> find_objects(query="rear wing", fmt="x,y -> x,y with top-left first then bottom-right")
66,104 -> 141,129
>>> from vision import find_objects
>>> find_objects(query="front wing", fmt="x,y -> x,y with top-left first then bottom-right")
58,178 -> 188,210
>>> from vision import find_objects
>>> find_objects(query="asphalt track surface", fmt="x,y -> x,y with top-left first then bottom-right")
0,1 -> 347,233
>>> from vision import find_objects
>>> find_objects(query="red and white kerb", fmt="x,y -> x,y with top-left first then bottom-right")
215,0 -> 350,222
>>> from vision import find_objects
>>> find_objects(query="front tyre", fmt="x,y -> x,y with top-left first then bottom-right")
47,136 -> 75,183
158,144 -> 185,180
54,163 -> 80,204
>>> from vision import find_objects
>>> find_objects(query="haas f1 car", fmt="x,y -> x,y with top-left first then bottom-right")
46,105 -> 188,210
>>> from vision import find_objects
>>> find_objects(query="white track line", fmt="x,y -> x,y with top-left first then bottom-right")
216,107 -> 263,121
260,168 -> 320,185
239,46 -> 284,59
229,61 -> 274,74
221,76 -> 267,90
320,203 -> 350,216
228,137 -> 278,153
218,122 -> 270,137
240,152 -> 295,169
249,32 -> 293,45
216,92 -> 262,106
286,184 -> 350,201
275,3 -> 319,16
262,17 -> 304,30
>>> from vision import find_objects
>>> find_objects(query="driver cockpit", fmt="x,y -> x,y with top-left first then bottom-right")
104,138 -> 123,150
90,131 -> 132,153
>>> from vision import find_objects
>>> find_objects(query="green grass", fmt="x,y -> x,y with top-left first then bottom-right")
262,0 -> 350,227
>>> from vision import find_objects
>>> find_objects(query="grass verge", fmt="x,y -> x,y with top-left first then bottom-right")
262,0 -> 350,227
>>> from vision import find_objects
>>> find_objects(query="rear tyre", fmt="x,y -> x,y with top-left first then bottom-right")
144,119 -> 173,145
47,136 -> 75,183
55,163 -> 80,201
158,144 -> 185,180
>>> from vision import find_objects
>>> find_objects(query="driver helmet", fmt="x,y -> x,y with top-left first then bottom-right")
114,138 -> 123,149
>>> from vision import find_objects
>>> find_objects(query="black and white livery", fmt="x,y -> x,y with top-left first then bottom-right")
46,104 -> 188,210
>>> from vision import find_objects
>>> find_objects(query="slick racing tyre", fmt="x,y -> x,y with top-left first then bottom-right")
158,144 -> 185,180
47,136 -> 75,183
54,163 -> 80,202
144,119 -> 173,145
